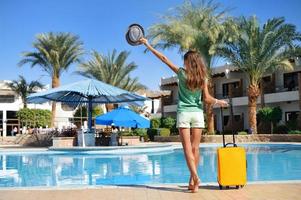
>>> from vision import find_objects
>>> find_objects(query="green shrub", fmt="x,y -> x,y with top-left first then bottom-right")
159,128 -> 170,137
150,118 -> 161,128
171,127 -> 179,135
133,128 -> 147,136
273,125 -> 289,134
286,119 -> 298,130
147,128 -> 158,141
238,131 -> 248,135
74,106 -> 103,118
162,117 -> 176,129
134,129 -> 149,141
17,108 -> 51,127
141,134 -> 149,141
288,130 -> 301,134
119,131 -> 134,136
257,106 -> 282,134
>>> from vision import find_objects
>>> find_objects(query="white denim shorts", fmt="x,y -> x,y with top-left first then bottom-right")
176,112 -> 205,128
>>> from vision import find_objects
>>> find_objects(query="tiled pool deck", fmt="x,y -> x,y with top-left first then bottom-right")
0,183 -> 300,200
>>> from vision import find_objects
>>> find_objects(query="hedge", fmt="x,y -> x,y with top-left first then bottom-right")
17,108 -> 51,127
147,128 -> 159,141
150,118 -> 161,129
159,128 -> 170,137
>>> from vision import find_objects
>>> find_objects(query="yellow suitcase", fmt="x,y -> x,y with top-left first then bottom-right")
217,106 -> 247,189
217,146 -> 247,189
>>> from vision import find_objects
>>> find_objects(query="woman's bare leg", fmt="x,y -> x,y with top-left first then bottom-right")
188,128 -> 202,188
188,128 -> 202,187
179,128 -> 199,192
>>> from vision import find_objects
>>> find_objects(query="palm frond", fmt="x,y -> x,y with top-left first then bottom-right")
77,50 -> 144,92
20,32 -> 84,84
216,16 -> 301,85
147,0 -> 238,68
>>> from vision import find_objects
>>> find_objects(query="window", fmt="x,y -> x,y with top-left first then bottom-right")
0,95 -> 15,103
7,111 -> 17,119
262,76 -> 271,83
284,72 -> 298,91
285,111 -> 299,122
223,116 -> 229,126
261,75 -> 275,94
223,115 -> 241,126
234,115 -> 241,122
222,82 -> 240,97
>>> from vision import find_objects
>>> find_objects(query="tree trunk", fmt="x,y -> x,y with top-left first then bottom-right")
206,80 -> 215,134
23,97 -> 27,108
260,79 -> 265,109
51,76 -> 60,127
247,84 -> 260,134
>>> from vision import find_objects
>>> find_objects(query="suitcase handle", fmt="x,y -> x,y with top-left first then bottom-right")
220,105 -> 236,148
225,143 -> 237,147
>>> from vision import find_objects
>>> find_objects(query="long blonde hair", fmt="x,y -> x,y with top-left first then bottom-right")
184,50 -> 207,91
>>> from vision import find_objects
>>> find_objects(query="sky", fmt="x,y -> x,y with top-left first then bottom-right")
0,0 -> 301,90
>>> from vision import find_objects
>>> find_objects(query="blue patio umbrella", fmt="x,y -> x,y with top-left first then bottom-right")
95,107 -> 150,128
27,79 -> 148,131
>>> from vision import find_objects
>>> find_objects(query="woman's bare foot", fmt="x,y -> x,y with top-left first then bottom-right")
188,176 -> 194,190
191,176 -> 200,193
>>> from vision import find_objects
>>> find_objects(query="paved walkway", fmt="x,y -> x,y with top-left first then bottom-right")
1,183 -> 300,200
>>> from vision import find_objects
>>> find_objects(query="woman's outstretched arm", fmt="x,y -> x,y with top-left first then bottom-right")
203,80 -> 229,107
140,38 -> 179,74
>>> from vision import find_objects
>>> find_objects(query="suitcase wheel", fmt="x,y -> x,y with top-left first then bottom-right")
219,184 -> 222,190
236,185 -> 239,189
226,186 -> 229,189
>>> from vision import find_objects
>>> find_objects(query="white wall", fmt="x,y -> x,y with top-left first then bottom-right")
0,94 -> 75,136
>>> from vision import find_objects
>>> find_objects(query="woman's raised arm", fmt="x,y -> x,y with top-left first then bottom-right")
140,38 -> 179,74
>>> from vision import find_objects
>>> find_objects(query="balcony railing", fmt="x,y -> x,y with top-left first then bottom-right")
214,85 -> 299,99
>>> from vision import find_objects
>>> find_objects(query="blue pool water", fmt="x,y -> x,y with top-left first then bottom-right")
0,144 -> 300,187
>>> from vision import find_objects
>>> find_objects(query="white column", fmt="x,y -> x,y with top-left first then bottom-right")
3,110 -> 7,137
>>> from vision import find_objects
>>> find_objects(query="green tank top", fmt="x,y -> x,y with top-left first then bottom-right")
177,68 -> 203,112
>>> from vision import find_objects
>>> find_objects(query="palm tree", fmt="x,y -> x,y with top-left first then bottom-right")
217,16 -> 301,134
147,0 -> 238,133
77,49 -> 146,111
129,105 -> 149,117
19,32 -> 84,127
6,75 -> 44,108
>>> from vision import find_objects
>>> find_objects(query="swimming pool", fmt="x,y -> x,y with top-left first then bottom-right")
0,143 -> 300,187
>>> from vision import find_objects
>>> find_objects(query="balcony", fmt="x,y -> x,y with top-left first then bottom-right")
160,76 -> 177,86
163,104 -> 177,113
220,81 -> 243,98
214,85 -> 300,108
264,90 -> 299,103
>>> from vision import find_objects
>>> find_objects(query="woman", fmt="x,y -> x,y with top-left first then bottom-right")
140,38 -> 228,193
